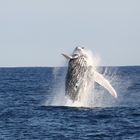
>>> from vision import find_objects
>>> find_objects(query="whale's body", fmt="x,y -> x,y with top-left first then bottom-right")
62,47 -> 117,102
66,55 -> 89,101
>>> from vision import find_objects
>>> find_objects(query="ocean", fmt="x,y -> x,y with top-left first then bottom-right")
0,66 -> 139,140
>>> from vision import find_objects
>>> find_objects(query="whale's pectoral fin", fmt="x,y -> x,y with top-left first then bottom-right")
93,70 -> 117,98
62,53 -> 79,59
62,53 -> 73,59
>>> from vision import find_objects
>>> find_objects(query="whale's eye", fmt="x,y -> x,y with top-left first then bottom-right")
82,47 -> 84,49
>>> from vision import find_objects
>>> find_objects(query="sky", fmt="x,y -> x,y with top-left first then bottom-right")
0,0 -> 140,67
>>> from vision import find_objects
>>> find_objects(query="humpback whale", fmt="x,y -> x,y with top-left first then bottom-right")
62,47 -> 117,102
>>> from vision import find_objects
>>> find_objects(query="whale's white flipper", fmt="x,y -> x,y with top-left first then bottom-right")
62,53 -> 79,60
93,70 -> 117,98
62,53 -> 73,59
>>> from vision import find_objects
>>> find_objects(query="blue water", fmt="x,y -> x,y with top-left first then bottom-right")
0,66 -> 139,140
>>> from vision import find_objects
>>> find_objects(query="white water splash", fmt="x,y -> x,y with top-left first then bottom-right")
45,49 -> 118,108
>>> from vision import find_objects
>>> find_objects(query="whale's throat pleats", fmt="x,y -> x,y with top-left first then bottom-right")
65,56 -> 88,101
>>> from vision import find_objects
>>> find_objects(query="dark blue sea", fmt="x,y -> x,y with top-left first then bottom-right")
0,66 -> 139,140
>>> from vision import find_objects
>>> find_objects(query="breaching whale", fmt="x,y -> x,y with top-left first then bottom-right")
62,47 -> 117,102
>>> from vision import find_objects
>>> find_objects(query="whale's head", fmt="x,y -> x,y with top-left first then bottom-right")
72,46 -> 86,56
62,46 -> 95,68
62,46 -> 92,67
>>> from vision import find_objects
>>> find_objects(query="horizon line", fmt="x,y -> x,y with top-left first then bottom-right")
0,65 -> 139,68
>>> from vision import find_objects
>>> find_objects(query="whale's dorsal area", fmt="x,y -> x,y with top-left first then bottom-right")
62,47 -> 117,101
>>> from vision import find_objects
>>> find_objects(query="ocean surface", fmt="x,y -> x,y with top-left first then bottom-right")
0,66 -> 139,140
